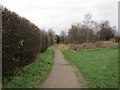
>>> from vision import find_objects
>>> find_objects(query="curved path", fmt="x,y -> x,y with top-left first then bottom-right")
40,48 -> 88,88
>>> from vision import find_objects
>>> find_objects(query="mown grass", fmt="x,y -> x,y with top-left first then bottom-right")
61,48 -> 118,88
3,48 -> 54,88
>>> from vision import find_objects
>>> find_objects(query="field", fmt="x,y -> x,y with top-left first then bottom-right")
61,48 -> 118,88
3,48 -> 54,88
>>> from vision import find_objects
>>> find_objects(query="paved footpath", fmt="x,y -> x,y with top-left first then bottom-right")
40,48 -> 87,88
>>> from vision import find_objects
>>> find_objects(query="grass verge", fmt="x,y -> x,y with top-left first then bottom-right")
61,48 -> 118,88
3,48 -> 54,88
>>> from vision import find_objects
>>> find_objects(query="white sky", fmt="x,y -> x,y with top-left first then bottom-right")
0,0 -> 119,34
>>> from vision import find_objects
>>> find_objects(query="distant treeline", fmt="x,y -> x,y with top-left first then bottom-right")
2,7 -> 56,81
58,14 -> 118,44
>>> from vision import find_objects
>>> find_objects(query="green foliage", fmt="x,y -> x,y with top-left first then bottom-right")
18,40 -> 24,48
61,48 -> 118,88
3,49 -> 54,88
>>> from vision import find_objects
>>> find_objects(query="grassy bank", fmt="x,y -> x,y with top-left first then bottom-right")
61,48 -> 118,88
3,48 -> 54,88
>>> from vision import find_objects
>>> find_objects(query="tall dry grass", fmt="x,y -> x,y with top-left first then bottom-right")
60,41 -> 118,51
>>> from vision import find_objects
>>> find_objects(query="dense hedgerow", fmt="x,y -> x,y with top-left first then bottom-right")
2,8 -> 50,81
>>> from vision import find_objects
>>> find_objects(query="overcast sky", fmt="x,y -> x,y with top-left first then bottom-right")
0,0 -> 119,34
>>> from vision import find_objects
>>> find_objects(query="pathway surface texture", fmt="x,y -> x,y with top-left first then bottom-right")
40,48 -> 88,88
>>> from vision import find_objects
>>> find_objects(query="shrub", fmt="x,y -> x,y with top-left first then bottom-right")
2,8 -> 50,80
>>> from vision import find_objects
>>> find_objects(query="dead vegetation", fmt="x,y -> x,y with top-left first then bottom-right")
60,41 -> 118,51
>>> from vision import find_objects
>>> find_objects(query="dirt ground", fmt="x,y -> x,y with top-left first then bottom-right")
40,48 -> 88,88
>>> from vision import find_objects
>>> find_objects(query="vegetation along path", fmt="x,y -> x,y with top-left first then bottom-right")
40,48 -> 88,88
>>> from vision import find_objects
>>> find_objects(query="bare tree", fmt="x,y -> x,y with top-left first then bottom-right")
60,30 -> 66,44
96,21 -> 115,41
48,29 -> 55,46
67,25 -> 78,44
83,14 -> 95,42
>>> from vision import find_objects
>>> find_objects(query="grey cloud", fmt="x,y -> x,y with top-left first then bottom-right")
0,0 -> 118,34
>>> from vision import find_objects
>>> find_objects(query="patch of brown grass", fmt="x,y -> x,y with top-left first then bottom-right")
69,41 -> 118,51
59,44 -> 70,50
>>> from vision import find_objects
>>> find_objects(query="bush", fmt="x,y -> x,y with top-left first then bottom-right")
2,8 -> 50,80
41,31 -> 49,52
